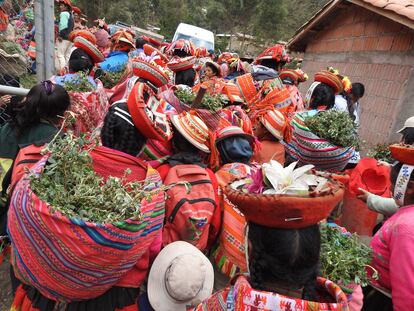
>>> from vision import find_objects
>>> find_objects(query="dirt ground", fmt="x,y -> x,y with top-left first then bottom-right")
0,260 -> 12,311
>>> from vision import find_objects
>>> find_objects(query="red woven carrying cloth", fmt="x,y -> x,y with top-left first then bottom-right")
8,147 -> 165,302
65,80 -> 109,134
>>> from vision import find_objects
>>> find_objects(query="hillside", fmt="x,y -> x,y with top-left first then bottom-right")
72,0 -> 330,42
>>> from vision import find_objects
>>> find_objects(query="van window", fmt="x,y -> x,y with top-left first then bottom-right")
175,33 -> 214,52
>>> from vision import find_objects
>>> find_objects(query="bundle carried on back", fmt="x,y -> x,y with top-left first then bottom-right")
284,110 -> 358,172
8,134 -> 166,302
58,73 -> 110,134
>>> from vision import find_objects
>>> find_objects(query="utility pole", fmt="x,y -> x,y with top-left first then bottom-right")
34,0 -> 55,81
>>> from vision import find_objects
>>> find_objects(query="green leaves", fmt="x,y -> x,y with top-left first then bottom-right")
30,133 -> 162,224
320,225 -> 377,287
305,110 -> 360,149
175,88 -> 196,105
367,144 -> 394,163
98,65 -> 127,89
174,88 -> 224,112
62,71 -> 96,92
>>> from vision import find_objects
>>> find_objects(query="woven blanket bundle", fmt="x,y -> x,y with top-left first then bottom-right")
284,111 -> 355,172
8,151 -> 165,302
67,81 -> 109,135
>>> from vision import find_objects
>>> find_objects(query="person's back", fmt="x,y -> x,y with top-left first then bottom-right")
159,112 -> 220,251
367,160 -> 414,311
195,224 -> 350,310
161,161 -> 218,251
0,81 -> 70,193
369,205 -> 414,310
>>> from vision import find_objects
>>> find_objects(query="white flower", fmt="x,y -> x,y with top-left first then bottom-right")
262,161 -> 314,195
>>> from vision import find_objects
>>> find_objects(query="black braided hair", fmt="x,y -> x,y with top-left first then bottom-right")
69,48 -> 94,74
281,76 -> 295,86
171,125 -> 199,154
10,83 -> 70,136
173,50 -> 192,58
259,58 -> 286,72
309,83 -> 335,110
248,222 -> 320,300
401,127 -> 414,145
101,102 -> 147,156
175,68 -> 196,87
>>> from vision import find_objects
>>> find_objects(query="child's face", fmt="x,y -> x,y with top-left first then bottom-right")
205,66 -> 215,78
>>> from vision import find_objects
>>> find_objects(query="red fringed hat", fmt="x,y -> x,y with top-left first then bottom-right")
348,158 -> 391,196
255,44 -> 290,63
141,35 -> 164,48
143,44 -> 169,66
314,71 -> 344,94
225,176 -> 344,228
279,69 -> 308,85
215,125 -> 254,144
195,47 -> 208,58
389,144 -> 414,165
73,36 -> 105,63
218,52 -> 236,64
112,30 -> 135,51
72,6 -> 81,14
166,39 -> 195,56
131,58 -> 169,87
127,82 -> 172,141
69,30 -> 97,45
58,0 -> 72,7
167,56 -> 196,72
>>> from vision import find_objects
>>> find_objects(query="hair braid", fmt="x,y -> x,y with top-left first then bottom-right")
101,102 -> 147,156
248,223 -> 321,299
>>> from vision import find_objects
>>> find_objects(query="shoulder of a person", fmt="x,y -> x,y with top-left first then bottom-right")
386,205 -> 414,235
0,122 -> 14,141
26,122 -> 57,138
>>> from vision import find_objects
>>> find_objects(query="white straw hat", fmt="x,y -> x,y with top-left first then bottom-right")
397,116 -> 414,133
148,241 -> 214,311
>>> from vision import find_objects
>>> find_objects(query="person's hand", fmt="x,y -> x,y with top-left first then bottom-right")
357,187 -> 370,203
377,160 -> 391,167
0,95 -> 11,106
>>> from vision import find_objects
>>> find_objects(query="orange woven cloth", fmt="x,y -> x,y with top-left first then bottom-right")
252,140 -> 285,165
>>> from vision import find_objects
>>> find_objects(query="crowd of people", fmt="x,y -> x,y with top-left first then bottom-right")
0,0 -> 413,310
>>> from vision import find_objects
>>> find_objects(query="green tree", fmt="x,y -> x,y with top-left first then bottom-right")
155,0 -> 188,39
252,0 -> 287,41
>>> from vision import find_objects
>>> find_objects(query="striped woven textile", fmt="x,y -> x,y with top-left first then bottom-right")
283,111 -> 355,172
8,158 -> 165,302
139,138 -> 172,169
212,163 -> 250,278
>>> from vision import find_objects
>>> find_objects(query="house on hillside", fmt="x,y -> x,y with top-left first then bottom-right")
216,33 -> 264,56
288,0 -> 414,146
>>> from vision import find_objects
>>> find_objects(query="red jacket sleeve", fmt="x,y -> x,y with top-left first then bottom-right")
206,168 -> 221,249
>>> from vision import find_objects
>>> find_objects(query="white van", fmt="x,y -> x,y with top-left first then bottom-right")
173,23 -> 214,52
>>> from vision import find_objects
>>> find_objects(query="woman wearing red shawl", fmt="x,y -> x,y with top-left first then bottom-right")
193,61 -> 224,95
